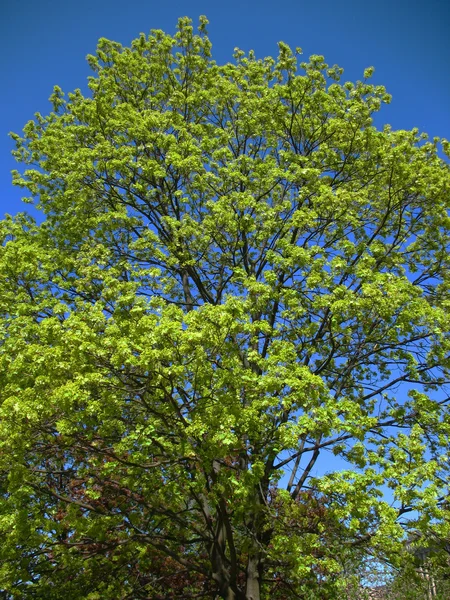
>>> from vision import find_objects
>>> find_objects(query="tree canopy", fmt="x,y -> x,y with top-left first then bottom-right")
1,16 -> 449,600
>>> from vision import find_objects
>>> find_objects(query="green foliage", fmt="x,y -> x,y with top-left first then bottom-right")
1,15 -> 449,600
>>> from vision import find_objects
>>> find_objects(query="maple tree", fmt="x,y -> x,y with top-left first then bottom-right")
1,16 -> 449,600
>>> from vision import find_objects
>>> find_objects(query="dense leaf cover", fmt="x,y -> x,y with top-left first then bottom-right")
1,16 -> 449,600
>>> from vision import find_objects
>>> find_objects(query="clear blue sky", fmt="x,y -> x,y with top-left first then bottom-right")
1,0 -> 449,217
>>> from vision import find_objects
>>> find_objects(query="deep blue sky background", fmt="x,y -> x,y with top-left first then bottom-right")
1,0 -> 449,217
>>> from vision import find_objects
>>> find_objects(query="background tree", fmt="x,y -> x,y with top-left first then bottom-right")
1,16 -> 449,600
386,529 -> 450,600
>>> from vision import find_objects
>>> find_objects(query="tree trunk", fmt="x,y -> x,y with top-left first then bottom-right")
215,579 -> 248,600
218,584 -> 237,600
245,553 -> 262,600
